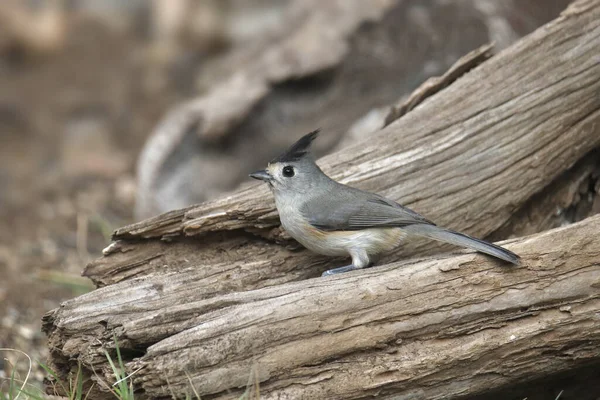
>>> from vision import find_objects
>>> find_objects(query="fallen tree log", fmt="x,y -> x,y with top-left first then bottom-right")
132,214 -> 600,399
48,214 -> 600,399
43,1 -> 600,398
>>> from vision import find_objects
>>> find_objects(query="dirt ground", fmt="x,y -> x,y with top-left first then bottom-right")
0,13 -> 197,390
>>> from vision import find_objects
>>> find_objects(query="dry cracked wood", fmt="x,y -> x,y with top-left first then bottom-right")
133,214 -> 600,399
46,214 -> 600,399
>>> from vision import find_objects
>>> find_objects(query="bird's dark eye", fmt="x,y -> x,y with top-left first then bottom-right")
282,165 -> 295,177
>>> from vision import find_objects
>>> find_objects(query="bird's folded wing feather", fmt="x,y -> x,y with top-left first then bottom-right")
301,188 -> 434,232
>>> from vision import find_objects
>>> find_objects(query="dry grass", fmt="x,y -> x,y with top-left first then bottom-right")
1,341 -> 262,400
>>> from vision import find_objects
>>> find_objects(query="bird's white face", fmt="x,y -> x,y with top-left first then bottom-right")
264,161 -> 312,194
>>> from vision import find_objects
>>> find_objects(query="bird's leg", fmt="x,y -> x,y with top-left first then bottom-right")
321,250 -> 372,277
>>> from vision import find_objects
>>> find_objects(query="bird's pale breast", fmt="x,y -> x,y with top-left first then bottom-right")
281,210 -> 406,257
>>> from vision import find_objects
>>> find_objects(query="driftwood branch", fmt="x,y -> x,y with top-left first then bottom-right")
43,1 -> 600,399
121,1 -> 600,243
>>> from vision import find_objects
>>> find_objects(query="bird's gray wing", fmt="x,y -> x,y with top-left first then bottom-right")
301,187 -> 434,232
300,185 -> 520,265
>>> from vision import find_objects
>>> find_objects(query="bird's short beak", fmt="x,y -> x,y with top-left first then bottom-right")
249,169 -> 272,182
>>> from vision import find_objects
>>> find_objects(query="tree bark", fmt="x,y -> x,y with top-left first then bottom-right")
46,215 -> 600,399
43,1 -> 600,398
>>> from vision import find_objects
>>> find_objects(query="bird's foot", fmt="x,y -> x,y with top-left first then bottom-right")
321,265 -> 358,277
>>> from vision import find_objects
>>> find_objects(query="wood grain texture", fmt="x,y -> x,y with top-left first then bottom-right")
133,215 -> 600,399
46,215 -> 600,399
136,1 -> 573,220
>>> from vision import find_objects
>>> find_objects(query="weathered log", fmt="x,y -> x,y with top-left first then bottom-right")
43,1 -> 600,398
48,214 -> 600,399
133,214 -> 600,399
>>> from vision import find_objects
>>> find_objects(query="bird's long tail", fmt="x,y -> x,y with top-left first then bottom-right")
403,224 -> 520,265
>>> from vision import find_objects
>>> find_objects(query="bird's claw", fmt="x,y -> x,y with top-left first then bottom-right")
321,265 -> 358,277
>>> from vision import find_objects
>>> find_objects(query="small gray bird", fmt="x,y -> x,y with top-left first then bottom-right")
250,130 -> 519,276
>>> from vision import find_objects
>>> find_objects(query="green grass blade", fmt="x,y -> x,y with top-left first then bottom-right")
104,335 -> 134,400
38,362 -> 69,396
75,363 -> 84,400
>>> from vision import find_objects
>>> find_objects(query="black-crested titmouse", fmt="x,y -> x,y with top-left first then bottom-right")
250,130 -> 520,276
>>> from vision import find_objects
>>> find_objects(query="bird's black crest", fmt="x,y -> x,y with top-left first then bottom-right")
271,129 -> 320,163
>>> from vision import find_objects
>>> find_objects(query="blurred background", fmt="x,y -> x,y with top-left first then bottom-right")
0,0 -> 571,393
